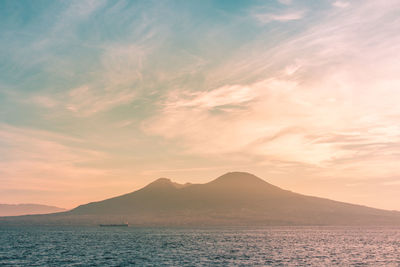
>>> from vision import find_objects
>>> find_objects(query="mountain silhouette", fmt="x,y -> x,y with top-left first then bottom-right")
0,203 -> 66,216
1,172 -> 400,226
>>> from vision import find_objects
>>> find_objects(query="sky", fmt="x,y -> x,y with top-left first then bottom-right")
1,0 -> 400,210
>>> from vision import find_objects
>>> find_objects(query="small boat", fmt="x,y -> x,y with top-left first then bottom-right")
99,223 -> 129,227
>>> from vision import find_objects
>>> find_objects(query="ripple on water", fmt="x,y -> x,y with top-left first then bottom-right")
0,226 -> 400,266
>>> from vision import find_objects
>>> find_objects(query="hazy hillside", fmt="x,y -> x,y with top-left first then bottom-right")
1,172 -> 400,226
0,204 -> 66,216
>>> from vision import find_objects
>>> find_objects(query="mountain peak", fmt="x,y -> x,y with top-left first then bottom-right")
145,177 -> 190,189
205,172 -> 282,194
146,178 -> 173,187
210,172 -> 267,184
152,177 -> 173,184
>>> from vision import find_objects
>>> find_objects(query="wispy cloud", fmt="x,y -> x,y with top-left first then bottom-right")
144,0 -> 400,174
255,10 -> 305,23
332,1 -> 350,8
278,0 -> 292,5
144,78 -> 346,164
66,85 -> 137,116
29,96 -> 59,108
51,0 -> 106,35
0,124 -> 105,173
0,124 -> 111,206
382,180 -> 400,186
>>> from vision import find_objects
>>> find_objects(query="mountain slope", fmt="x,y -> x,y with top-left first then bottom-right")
0,204 -> 66,216
1,172 -> 400,226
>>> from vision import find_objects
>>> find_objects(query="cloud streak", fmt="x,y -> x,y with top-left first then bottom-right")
0,124 -> 112,207
254,10 -> 305,23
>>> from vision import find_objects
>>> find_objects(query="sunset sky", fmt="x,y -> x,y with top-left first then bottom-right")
1,0 -> 400,210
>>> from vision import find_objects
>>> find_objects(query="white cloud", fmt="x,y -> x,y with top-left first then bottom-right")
255,10 -> 305,23
284,61 -> 302,75
333,1 -> 350,8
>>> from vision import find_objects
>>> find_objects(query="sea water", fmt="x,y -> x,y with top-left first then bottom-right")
1,226 -> 399,266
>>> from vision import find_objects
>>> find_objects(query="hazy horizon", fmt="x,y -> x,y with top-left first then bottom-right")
1,0 -> 400,211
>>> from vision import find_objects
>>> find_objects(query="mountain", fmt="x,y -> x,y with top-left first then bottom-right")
0,203 -> 66,216
1,172 -> 400,226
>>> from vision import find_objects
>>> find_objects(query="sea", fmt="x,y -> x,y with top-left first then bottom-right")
1,226 -> 399,266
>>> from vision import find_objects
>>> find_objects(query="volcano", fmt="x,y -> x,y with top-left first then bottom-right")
2,172 -> 400,226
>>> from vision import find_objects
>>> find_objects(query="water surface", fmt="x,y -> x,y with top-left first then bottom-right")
1,226 -> 399,266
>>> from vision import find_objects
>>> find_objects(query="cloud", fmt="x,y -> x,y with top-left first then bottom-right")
144,76 -> 363,165
332,1 -> 350,8
52,0 -> 106,35
144,78 -> 334,164
0,124 -> 109,193
382,180 -> 400,186
66,85 -> 137,116
30,96 -> 58,108
278,0 -> 292,5
144,0 -> 400,171
255,10 -> 305,23
167,84 -> 256,109
0,124 -> 104,165
2,0 -> 160,118
65,43 -> 150,116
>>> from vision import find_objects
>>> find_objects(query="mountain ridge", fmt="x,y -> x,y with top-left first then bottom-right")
0,203 -> 66,217
1,172 -> 399,226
